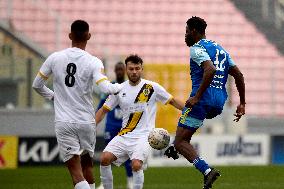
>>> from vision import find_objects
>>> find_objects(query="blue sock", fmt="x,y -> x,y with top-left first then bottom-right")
124,159 -> 133,177
193,157 -> 211,175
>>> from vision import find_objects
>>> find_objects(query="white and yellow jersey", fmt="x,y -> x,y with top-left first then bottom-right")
103,79 -> 173,138
38,47 -> 107,124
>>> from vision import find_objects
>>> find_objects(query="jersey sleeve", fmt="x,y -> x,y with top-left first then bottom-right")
154,82 -> 173,104
38,53 -> 56,80
228,54 -> 236,68
103,94 -> 119,111
92,58 -> 108,85
190,45 -> 211,66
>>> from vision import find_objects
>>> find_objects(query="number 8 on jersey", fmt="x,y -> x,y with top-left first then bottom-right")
65,63 -> 77,87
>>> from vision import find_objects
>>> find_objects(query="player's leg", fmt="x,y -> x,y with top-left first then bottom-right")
174,107 -> 206,162
131,159 -> 144,189
78,123 -> 97,189
100,136 -> 128,189
175,126 -> 220,189
129,137 -> 151,189
175,107 -> 211,170
96,131 -> 113,189
174,126 -> 199,162
66,155 -> 91,189
108,131 -> 133,189
55,122 -> 91,189
81,153 -> 95,189
100,151 -> 117,189
174,107 -> 220,188
124,159 -> 133,189
202,106 -> 223,189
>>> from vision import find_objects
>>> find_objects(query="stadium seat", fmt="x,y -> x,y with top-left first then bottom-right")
1,0 -> 284,116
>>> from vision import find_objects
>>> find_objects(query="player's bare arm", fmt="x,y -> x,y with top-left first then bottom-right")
95,106 -> 110,124
185,60 -> 216,108
169,98 -> 184,110
229,65 -> 246,122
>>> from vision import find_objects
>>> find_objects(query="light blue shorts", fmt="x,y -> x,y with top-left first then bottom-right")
178,108 -> 203,130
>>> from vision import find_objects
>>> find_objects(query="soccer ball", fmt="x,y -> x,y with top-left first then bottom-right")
148,128 -> 170,150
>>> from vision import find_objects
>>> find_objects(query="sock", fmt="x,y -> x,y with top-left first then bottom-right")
100,165 -> 113,189
127,176 -> 133,189
133,170 -> 144,189
74,180 -> 91,189
89,183 -> 95,189
193,157 -> 211,175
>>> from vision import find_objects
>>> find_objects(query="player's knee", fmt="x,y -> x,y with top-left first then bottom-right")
100,152 -> 114,166
131,160 -> 142,172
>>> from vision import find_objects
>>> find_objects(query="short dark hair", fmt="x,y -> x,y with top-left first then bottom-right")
115,61 -> 124,66
125,54 -> 143,65
186,16 -> 207,34
71,20 -> 89,41
115,61 -> 125,69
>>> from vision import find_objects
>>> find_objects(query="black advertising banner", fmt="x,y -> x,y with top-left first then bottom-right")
18,136 -> 106,166
18,137 -> 61,166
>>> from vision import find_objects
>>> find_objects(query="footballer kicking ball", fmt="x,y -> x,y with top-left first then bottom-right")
148,128 -> 170,150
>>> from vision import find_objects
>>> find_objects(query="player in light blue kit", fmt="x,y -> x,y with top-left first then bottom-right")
165,17 -> 246,189
96,62 -> 133,189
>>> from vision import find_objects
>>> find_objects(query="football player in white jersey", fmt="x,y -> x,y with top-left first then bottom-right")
32,20 -> 122,189
95,54 -> 184,189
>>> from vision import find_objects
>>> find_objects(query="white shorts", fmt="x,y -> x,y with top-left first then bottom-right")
103,135 -> 151,167
55,122 -> 96,162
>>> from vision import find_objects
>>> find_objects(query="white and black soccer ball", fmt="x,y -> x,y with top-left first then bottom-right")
148,128 -> 170,150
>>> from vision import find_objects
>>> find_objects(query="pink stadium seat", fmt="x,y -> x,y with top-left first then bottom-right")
1,0 -> 283,116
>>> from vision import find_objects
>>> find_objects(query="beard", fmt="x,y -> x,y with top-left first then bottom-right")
185,36 -> 195,47
128,75 -> 141,84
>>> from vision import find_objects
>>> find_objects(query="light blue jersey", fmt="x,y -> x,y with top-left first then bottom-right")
190,39 -> 235,108
178,39 -> 236,126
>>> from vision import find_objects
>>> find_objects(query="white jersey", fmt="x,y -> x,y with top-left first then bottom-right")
104,79 -> 173,138
39,47 -> 107,124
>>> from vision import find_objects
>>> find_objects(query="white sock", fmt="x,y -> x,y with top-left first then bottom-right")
204,168 -> 212,176
100,165 -> 113,189
74,180 -> 91,189
127,176 -> 133,189
133,170 -> 144,189
89,183 -> 95,189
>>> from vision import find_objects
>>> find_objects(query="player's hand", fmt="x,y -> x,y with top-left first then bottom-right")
164,145 -> 179,160
185,96 -> 199,108
233,104 -> 245,122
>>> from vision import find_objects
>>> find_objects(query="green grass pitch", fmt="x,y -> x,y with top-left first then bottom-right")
0,166 -> 283,189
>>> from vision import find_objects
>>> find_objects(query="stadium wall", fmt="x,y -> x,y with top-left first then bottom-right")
1,110 -> 284,168
0,109 -> 55,136
1,134 -> 279,169
149,135 -> 271,167
0,22 -> 48,109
